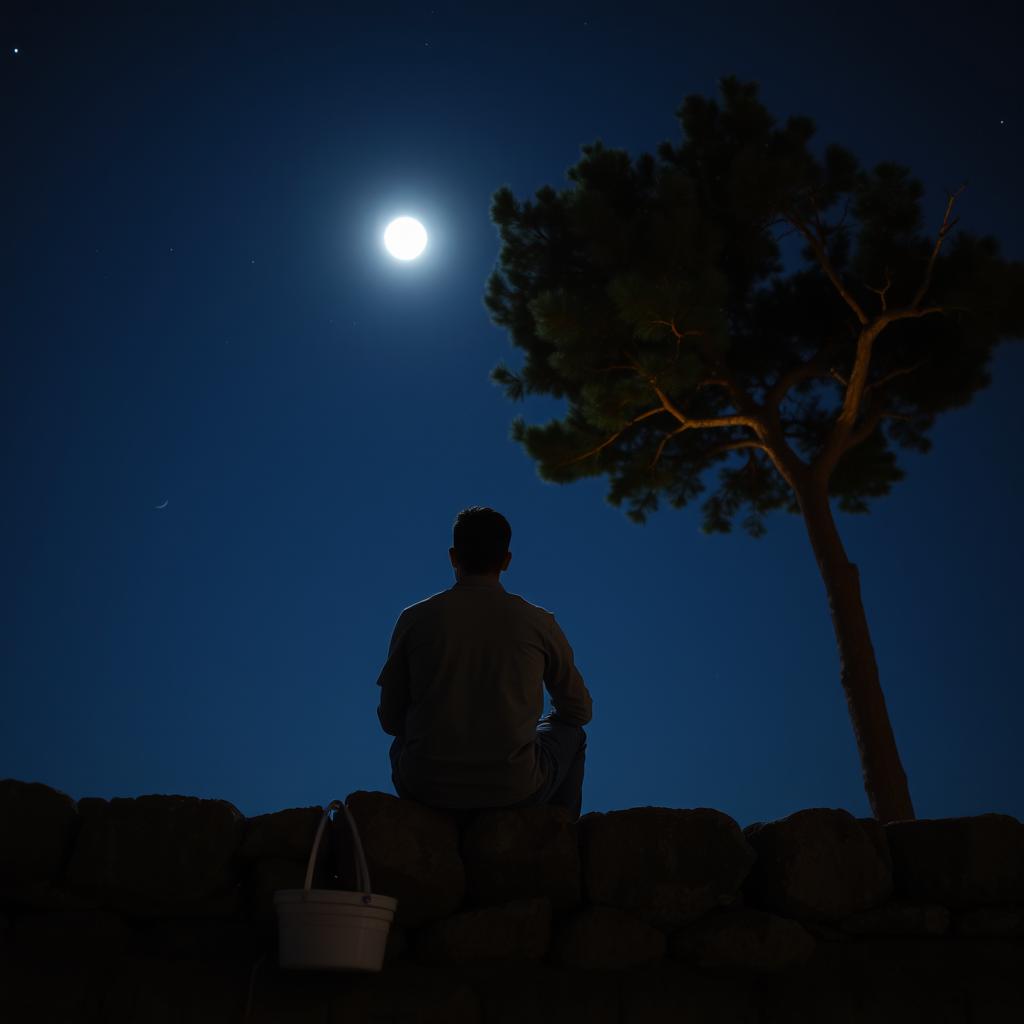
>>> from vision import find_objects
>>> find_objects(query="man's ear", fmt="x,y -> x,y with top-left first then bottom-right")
502,551 -> 512,571
449,547 -> 459,569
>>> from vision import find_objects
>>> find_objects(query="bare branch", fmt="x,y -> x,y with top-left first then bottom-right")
558,407 -> 666,466
649,319 -> 704,342
830,367 -> 849,388
765,354 -> 831,415
865,268 -> 892,312
843,407 -> 914,453
909,184 -> 966,310
881,304 -> 967,324
649,426 -> 687,469
785,210 -> 869,326
651,383 -> 763,433
865,360 -> 927,395
704,439 -> 771,461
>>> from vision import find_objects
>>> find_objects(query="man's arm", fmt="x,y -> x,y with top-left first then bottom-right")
376,613 -> 412,737
543,614 -> 593,726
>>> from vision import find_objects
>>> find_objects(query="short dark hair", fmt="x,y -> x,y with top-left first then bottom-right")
452,507 -> 511,574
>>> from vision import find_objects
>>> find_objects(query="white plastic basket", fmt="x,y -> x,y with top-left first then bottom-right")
273,799 -> 398,971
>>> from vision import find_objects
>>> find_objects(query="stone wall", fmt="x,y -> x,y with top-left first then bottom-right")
2,778 -> 1023,1022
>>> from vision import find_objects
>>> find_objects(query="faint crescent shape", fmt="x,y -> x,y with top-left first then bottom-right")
155,500 -> 169,509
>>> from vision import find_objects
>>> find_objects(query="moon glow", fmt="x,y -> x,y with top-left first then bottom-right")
384,217 -> 427,260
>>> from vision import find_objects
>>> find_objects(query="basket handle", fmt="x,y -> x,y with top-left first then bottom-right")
303,799 -> 373,898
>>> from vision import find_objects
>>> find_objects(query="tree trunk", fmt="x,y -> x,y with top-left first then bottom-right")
796,479 -> 916,823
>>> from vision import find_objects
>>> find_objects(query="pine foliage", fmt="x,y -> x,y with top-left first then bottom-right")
485,77 -> 1023,532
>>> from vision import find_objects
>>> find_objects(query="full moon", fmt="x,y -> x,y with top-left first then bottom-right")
383,217 -> 428,260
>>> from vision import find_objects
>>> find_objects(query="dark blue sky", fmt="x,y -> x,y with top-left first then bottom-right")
3,4 -> 1021,826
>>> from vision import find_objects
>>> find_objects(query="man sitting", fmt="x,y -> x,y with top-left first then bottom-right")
376,506 -> 593,821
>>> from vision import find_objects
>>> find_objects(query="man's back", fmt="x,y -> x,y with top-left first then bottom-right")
377,574 -> 592,809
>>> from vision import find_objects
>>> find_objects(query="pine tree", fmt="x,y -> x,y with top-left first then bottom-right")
485,77 -> 1023,823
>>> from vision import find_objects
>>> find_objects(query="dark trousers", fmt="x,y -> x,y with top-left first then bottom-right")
388,709 -> 588,820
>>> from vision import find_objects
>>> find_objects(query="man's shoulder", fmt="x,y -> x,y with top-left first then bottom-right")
503,589 -> 558,623
398,586 -> 559,627
401,589 -> 451,614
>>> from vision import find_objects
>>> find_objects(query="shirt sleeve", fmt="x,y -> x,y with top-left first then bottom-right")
543,614 -> 593,726
376,612 -> 412,737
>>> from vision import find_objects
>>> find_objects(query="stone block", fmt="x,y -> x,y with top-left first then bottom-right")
840,900 -> 951,936
743,807 -> 893,921
0,779 -> 78,888
64,794 -> 245,916
137,917 -> 272,960
460,803 -> 580,910
245,858 -> 334,923
621,965 -> 759,1023
670,906 -> 816,972
340,791 -> 465,927
470,962 -> 621,1024
11,909 -> 136,959
328,963 -> 482,1024
580,806 -> 755,928
552,904 -> 665,970
240,806 -> 322,861
955,905 -> 1024,938
885,814 -> 1024,909
413,896 -> 551,965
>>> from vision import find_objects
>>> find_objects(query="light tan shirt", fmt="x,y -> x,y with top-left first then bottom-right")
376,575 -> 593,809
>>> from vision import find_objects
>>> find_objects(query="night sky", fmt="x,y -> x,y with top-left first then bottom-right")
3,4 -> 1021,827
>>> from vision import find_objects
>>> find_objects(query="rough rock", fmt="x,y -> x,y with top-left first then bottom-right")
245,858 -> 309,922
885,814 -> 1024,909
621,967 -> 760,1024
329,965 -> 482,1024
0,779 -> 78,888
552,905 -> 665,970
137,918 -> 271,960
413,897 -> 551,965
743,808 -> 893,921
460,804 -> 580,910
841,901 -> 951,936
670,907 -> 816,972
64,794 -> 244,916
471,963 -> 620,1024
239,806 -> 322,861
762,934 -> 977,1024
954,905 -> 1024,938
340,791 -> 465,927
580,806 -> 755,928
858,816 -> 894,873
11,909 -> 136,958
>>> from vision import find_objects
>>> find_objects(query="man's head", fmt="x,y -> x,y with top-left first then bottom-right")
450,507 -> 512,578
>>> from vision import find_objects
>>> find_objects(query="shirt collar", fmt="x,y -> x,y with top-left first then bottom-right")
453,574 -> 505,590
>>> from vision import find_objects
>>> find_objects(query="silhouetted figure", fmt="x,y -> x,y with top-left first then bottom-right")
376,507 -> 593,821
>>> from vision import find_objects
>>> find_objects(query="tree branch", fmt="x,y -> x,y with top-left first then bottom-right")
649,315 -> 761,419
651,382 -> 763,433
649,319 -> 704,342
843,407 -> 913,453
865,359 -> 927,396
765,352 -> 831,415
879,304 -> 967,324
649,426 -> 687,469
865,268 -> 892,312
909,184 -> 966,310
703,438 -> 771,461
785,210 -> 869,326
558,407 -> 666,466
